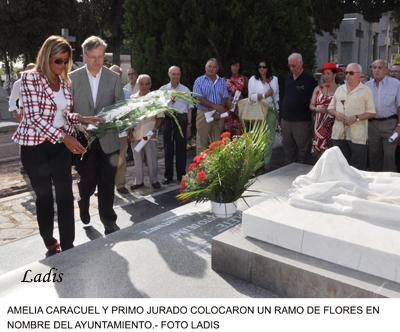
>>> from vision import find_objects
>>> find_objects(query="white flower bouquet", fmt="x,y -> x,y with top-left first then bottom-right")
86,90 -> 196,146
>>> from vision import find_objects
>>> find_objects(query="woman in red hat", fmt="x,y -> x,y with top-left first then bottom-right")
309,62 -> 340,158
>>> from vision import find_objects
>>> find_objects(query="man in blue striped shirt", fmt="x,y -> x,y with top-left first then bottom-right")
365,59 -> 400,172
193,58 -> 230,153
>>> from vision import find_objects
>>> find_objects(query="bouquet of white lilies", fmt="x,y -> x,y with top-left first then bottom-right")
85,90 -> 196,146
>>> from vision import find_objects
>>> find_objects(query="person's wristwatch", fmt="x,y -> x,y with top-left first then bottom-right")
355,115 -> 360,122
57,132 -> 65,144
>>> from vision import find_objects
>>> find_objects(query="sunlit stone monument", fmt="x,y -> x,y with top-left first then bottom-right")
213,148 -> 400,297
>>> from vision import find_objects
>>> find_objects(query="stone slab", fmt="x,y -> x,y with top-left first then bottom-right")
0,204 -> 274,298
0,121 -> 18,133
242,198 -> 400,283
0,187 -> 180,275
0,164 -> 307,298
212,225 -> 400,297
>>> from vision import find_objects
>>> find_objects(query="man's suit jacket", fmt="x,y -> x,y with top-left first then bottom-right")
69,66 -> 124,154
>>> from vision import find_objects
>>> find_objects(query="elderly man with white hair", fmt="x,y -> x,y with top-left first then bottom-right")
281,53 -> 317,164
327,63 -> 376,170
159,66 -> 193,184
365,59 -> 400,172
123,67 -> 139,99
390,64 -> 400,80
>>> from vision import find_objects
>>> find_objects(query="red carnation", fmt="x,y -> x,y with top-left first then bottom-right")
188,163 -> 198,172
196,170 -> 206,183
221,132 -> 231,139
209,140 -> 224,150
180,179 -> 185,191
193,154 -> 205,164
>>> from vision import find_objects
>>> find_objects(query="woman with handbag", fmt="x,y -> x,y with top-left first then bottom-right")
248,60 -> 280,168
12,35 -> 103,256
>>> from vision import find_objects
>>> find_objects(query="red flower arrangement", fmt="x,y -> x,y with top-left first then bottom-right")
177,126 -> 268,204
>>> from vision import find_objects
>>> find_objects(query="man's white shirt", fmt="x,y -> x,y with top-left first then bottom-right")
86,66 -> 102,106
159,82 -> 192,114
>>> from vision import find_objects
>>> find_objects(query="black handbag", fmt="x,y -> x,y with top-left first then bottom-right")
71,130 -> 88,166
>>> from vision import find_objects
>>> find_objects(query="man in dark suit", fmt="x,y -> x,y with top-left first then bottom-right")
70,36 -> 124,235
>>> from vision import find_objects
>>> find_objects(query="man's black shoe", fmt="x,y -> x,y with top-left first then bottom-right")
117,187 -> 129,194
78,199 -> 90,225
152,182 -> 161,189
104,223 -> 120,235
162,179 -> 172,185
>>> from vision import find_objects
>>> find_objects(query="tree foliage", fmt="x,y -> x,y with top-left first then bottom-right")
124,0 -> 317,88
71,0 -> 124,64
311,0 -> 400,34
0,0 -> 76,80
1,0 -> 399,86
0,0 -> 124,78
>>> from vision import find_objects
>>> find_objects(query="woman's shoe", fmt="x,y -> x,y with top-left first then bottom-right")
46,240 -> 61,257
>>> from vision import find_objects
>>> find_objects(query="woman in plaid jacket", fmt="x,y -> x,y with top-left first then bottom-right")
13,35 -> 102,256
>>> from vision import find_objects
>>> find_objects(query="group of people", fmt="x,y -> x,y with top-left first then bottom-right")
9,33 -> 400,256
285,54 -> 400,173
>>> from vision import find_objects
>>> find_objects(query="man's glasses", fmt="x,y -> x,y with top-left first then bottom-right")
54,59 -> 69,65
258,65 -> 267,69
345,71 -> 360,76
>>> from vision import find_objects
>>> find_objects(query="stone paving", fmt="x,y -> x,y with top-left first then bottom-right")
0,141 -> 196,246
0,136 -> 288,247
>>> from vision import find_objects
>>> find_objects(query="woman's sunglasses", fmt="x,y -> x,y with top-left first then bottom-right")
54,59 -> 69,65
258,65 -> 267,69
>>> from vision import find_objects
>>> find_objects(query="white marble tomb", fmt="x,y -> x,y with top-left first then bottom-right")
242,148 -> 400,284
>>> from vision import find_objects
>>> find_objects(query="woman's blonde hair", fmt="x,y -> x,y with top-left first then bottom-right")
35,35 -> 72,83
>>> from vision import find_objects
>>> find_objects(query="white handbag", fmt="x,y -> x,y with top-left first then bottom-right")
238,98 -> 268,121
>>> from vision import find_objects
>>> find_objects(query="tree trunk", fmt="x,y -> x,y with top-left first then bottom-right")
2,51 -> 12,92
111,0 -> 123,65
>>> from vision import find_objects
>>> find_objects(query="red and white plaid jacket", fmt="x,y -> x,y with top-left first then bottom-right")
12,71 -> 79,146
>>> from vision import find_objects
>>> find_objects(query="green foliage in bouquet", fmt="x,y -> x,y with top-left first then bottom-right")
177,121 -> 270,204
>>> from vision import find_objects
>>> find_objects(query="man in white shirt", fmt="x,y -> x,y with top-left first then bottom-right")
8,63 -> 35,173
70,36 -> 124,235
159,66 -> 193,184
8,79 -> 23,122
328,63 -> 376,170
365,59 -> 400,172
123,68 -> 139,99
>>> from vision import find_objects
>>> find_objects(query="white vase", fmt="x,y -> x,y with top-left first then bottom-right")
210,201 -> 237,218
